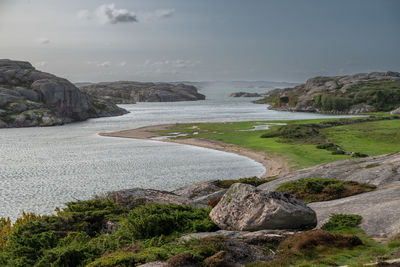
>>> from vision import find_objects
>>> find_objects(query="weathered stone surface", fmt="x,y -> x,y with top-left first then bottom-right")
180,229 -> 295,242
258,152 -> 400,237
107,188 -> 191,207
190,189 -> 227,206
348,103 -> 375,114
210,183 -> 317,231
309,182 -> 400,237
80,81 -> 205,104
258,152 -> 400,191
172,180 -> 222,199
391,107 -> 400,114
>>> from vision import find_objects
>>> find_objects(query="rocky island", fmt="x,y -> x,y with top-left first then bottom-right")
79,81 -> 205,104
229,92 -> 265,97
254,71 -> 400,114
0,59 -> 127,128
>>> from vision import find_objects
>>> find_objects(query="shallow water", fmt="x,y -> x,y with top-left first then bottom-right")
0,85 -> 352,219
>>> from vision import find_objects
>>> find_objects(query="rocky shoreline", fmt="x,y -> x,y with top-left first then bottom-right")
254,71 -> 400,114
0,59 -> 127,128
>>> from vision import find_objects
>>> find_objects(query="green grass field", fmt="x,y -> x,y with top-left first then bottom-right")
155,117 -> 400,170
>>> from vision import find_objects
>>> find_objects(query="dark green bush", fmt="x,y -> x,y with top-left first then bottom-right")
275,178 -> 376,203
116,203 -> 218,242
216,177 -> 267,188
261,124 -> 320,140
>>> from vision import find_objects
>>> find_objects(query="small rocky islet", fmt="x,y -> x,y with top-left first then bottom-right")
79,81 -> 205,104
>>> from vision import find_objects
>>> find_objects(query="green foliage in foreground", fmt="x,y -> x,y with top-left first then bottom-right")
275,178 -> 376,203
0,200 -> 217,266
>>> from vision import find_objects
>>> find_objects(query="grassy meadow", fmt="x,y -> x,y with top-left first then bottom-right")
154,115 -> 400,169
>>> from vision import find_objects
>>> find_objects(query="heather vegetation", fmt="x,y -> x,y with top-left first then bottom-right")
275,177 -> 376,203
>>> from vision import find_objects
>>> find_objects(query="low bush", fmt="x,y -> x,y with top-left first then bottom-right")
275,178 -> 376,203
115,203 -> 218,241
216,177 -> 267,188
261,124 -> 321,140
322,214 -> 363,232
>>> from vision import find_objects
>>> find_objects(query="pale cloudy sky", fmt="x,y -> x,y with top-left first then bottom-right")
0,0 -> 399,83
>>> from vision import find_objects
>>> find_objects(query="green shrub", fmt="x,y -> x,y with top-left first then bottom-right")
115,203 -> 218,242
261,124 -> 320,140
275,178 -> 376,203
322,214 -> 363,232
216,177 -> 267,188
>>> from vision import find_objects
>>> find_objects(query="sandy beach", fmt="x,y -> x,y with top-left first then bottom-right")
100,124 -> 291,178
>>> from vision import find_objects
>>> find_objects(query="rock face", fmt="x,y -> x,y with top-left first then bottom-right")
107,188 -> 191,207
0,59 -> 127,128
79,81 -> 205,104
209,183 -> 317,231
229,92 -> 264,97
391,107 -> 400,114
254,71 -> 400,114
258,152 -> 400,237
258,152 -> 400,191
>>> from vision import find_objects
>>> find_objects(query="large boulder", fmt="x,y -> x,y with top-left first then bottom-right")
0,59 -> 127,128
209,183 -> 317,231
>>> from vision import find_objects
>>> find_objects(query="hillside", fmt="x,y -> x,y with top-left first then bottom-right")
79,81 -> 205,104
0,59 -> 127,128
254,71 -> 400,114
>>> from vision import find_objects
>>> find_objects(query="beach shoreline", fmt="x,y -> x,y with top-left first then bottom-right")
99,124 -> 291,179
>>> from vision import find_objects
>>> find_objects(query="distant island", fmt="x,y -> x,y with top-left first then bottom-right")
0,59 -> 127,128
79,81 -> 205,104
254,71 -> 400,114
229,91 -> 265,97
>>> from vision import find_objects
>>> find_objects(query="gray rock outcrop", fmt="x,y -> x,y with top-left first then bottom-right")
258,152 -> 400,237
0,59 -> 127,128
258,152 -> 400,191
391,107 -> 400,114
209,183 -> 317,231
107,188 -> 191,207
254,71 -> 400,114
80,81 -> 205,104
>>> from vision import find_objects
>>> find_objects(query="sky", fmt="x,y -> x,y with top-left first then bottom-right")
0,0 -> 399,83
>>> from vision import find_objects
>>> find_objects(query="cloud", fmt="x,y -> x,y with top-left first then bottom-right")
144,59 -> 199,69
77,9 -> 91,20
119,61 -> 127,67
139,9 -> 175,21
36,38 -> 50,45
94,4 -> 137,24
97,61 -> 111,67
34,61 -> 48,67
